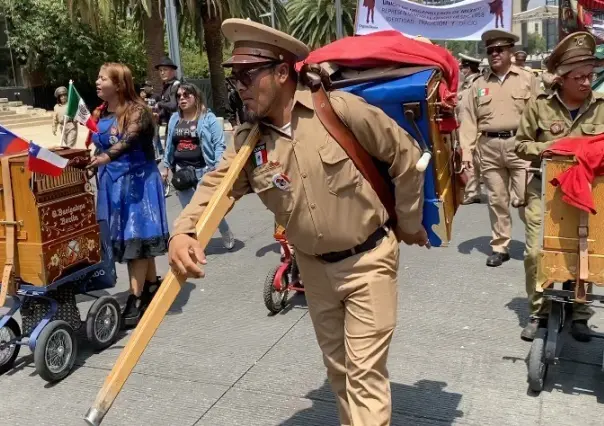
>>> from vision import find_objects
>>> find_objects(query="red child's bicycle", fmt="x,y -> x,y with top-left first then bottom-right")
263,225 -> 304,314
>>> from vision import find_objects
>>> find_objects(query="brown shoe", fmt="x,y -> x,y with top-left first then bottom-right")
521,318 -> 545,341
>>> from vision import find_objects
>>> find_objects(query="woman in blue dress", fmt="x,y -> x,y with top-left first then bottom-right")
88,62 -> 170,327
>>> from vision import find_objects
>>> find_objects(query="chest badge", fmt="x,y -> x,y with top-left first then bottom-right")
272,173 -> 291,191
550,122 -> 564,135
190,125 -> 196,131
253,143 -> 268,168
109,135 -> 119,145
477,88 -> 490,97
110,126 -> 118,136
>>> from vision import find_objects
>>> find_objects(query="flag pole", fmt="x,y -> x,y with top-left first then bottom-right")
60,79 -> 73,147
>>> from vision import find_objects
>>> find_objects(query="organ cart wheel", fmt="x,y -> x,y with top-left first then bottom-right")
34,320 -> 78,383
86,296 -> 121,351
527,328 -> 548,392
0,317 -> 21,375
263,264 -> 289,314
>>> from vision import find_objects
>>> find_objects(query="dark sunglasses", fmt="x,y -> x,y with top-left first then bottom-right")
231,63 -> 277,87
486,46 -> 510,56
177,92 -> 193,99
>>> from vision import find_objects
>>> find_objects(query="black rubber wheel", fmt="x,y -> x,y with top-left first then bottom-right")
33,320 -> 78,383
528,328 -> 548,392
0,317 -> 21,375
263,264 -> 289,314
86,296 -> 121,351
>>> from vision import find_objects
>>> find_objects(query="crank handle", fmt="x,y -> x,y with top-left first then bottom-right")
416,151 -> 431,172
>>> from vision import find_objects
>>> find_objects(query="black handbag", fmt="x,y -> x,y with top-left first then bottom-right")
171,166 -> 198,191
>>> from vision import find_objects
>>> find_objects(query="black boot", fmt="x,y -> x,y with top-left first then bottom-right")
486,252 -> 510,267
521,318 -> 546,342
571,320 -> 592,342
122,293 -> 143,328
140,277 -> 162,313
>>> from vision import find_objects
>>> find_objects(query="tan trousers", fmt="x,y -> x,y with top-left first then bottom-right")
296,229 -> 399,426
463,148 -> 482,200
520,178 -> 594,321
479,136 -> 530,253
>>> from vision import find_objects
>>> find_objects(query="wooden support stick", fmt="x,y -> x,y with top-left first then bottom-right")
84,125 -> 260,426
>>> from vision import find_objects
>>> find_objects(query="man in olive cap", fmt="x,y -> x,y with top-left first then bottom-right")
458,53 -> 484,204
168,18 -> 428,426
515,31 -> 602,342
459,29 -> 537,267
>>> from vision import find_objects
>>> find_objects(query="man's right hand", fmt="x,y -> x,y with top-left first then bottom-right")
168,234 -> 206,278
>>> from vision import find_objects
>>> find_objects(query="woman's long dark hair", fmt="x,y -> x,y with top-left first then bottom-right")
177,83 -> 207,119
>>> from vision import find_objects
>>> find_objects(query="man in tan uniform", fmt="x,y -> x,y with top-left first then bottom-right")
168,19 -> 428,426
515,32 -> 602,342
459,30 -> 536,267
458,53 -> 484,204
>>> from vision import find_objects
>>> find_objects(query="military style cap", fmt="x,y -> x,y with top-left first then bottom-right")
547,31 -> 596,75
514,50 -> 527,57
482,29 -> 519,48
459,53 -> 481,66
54,86 -> 67,98
222,18 -> 310,67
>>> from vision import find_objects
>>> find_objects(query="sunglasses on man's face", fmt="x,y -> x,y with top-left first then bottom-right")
486,46 -> 509,56
231,63 -> 277,87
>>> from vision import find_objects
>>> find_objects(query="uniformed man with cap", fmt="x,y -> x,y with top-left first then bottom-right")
514,31 -> 602,342
52,85 -> 78,147
458,53 -> 484,204
459,29 -> 537,267
168,18 -> 428,426
513,50 -> 530,70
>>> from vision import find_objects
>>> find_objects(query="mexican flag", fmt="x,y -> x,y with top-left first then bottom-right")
66,81 -> 98,133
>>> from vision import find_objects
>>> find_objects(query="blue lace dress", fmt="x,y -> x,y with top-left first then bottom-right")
91,104 -> 170,263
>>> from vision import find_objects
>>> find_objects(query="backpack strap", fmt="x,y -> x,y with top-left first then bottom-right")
299,63 -> 398,227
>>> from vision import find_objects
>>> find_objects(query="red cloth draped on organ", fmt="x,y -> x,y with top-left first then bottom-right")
543,134 -> 604,214
297,30 -> 459,132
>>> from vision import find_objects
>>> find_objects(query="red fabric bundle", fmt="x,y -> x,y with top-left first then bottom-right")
296,31 -> 460,132
543,134 -> 604,214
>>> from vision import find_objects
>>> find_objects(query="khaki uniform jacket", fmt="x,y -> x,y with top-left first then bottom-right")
515,91 -> 604,167
459,65 -> 538,161
171,86 -> 425,256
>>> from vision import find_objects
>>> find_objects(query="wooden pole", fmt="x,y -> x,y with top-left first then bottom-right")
84,124 -> 261,426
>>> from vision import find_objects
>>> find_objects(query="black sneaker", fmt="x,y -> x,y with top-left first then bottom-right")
140,277 -> 162,313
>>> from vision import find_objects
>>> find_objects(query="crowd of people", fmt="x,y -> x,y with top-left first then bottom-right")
57,18 -> 602,425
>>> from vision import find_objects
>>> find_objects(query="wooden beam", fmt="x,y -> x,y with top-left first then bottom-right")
84,124 -> 260,426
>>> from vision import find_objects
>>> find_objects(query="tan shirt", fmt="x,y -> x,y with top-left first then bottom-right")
515,91 -> 604,167
172,86 -> 425,256
459,65 -> 537,161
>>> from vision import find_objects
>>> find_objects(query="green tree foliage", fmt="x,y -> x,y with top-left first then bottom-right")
1,0 -> 146,85
527,32 -> 546,55
287,0 -> 357,49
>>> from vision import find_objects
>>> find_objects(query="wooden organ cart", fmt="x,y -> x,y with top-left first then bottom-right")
527,156 -> 604,392
0,148 -> 120,383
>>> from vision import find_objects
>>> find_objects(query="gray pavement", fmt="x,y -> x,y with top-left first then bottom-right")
2,189 -> 604,426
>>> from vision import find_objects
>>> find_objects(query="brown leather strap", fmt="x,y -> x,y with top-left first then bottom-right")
301,66 -> 398,226
578,209 -> 589,282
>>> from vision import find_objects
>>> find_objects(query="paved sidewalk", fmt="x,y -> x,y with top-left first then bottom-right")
2,190 -> 604,425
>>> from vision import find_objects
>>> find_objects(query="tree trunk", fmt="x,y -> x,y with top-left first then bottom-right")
143,1 -> 166,96
202,16 -> 227,118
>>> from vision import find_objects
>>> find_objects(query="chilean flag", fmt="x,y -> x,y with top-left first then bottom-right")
0,124 -> 30,155
27,142 -> 69,177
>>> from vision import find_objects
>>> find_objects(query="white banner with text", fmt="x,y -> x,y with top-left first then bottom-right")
355,0 -> 513,41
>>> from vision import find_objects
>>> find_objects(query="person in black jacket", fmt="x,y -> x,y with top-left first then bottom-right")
154,57 -> 181,160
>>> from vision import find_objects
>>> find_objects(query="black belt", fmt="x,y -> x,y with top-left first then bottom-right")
482,130 -> 517,138
318,226 -> 388,263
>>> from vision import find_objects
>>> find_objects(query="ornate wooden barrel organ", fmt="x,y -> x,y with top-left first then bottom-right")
0,148 -> 100,287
